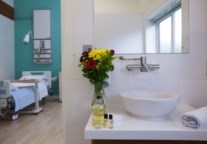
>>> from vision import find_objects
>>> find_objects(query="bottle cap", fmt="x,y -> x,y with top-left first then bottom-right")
109,114 -> 113,119
104,113 -> 108,119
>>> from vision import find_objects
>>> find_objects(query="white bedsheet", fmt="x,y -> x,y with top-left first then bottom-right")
11,81 -> 48,112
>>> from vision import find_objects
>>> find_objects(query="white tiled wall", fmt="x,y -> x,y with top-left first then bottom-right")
61,0 -> 207,144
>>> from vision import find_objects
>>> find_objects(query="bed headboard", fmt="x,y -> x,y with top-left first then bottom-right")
22,71 -> 52,88
0,80 -> 11,99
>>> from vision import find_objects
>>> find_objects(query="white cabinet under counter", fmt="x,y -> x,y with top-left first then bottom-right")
84,105 -> 207,144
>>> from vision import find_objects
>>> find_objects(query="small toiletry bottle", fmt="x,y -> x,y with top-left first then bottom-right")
103,113 -> 108,128
108,114 -> 113,129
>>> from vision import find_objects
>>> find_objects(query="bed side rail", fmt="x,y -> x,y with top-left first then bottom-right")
0,80 -> 11,99
0,81 -> 11,109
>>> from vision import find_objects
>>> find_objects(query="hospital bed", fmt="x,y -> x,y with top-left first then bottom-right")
0,71 -> 51,120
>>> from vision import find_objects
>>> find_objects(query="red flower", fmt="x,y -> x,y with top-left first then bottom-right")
110,50 -> 115,56
85,60 -> 96,70
80,56 -> 84,62
82,51 -> 88,57
80,51 -> 89,62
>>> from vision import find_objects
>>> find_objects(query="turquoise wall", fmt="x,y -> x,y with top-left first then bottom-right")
14,0 -> 61,95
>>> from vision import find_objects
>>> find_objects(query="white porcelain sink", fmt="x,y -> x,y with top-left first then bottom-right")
120,91 -> 180,119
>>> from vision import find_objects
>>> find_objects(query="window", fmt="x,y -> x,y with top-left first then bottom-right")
156,7 -> 182,53
146,0 -> 189,54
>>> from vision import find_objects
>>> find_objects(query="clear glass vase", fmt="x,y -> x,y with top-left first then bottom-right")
91,82 -> 106,106
91,82 -> 106,128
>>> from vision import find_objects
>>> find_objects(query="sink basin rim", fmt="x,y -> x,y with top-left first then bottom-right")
120,90 -> 180,119
121,91 -> 180,101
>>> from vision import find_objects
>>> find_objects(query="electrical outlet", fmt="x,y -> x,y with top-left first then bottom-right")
82,44 -> 93,52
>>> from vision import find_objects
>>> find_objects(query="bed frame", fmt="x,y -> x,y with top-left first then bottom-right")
22,71 -> 52,88
0,71 -> 51,120
11,80 -> 43,114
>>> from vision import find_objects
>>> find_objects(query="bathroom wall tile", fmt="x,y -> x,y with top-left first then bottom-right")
120,79 -> 153,92
189,33 -> 207,55
104,80 -> 123,106
72,0 -> 93,34
178,33 -> 207,80
62,79 -> 92,125
74,33 -> 94,55
61,0 -> 93,81
62,55 -> 82,80
149,80 -> 180,93
62,37 -> 94,80
180,80 -> 207,108
149,54 -> 187,80
62,32 -> 94,80
190,0 -> 207,33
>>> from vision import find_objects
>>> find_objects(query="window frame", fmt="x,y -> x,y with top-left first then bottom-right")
155,6 -> 182,53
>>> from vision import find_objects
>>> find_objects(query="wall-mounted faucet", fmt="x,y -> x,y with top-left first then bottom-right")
119,56 -> 160,72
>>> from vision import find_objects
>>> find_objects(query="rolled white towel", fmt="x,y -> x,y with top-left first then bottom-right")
182,106 -> 207,129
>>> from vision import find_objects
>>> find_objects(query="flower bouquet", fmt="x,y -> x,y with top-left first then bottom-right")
79,48 -> 116,105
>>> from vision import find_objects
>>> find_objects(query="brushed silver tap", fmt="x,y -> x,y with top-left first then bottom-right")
119,56 -> 160,72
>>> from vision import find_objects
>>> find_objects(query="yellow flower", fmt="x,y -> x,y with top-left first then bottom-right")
89,49 -> 108,61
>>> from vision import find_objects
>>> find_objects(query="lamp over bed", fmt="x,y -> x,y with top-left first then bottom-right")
23,30 -> 33,45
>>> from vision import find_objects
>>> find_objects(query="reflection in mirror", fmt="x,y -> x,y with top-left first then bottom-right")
94,0 -> 189,54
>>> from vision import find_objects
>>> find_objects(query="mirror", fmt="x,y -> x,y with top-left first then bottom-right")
33,10 -> 52,64
94,0 -> 189,54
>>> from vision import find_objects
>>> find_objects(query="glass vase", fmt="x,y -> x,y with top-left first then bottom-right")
91,82 -> 106,106
91,82 -> 106,128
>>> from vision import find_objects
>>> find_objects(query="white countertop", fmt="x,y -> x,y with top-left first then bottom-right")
84,105 -> 207,141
